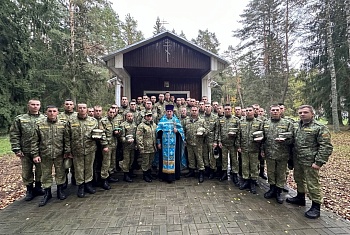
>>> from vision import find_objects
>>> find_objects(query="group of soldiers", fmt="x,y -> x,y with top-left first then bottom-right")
9,92 -> 333,220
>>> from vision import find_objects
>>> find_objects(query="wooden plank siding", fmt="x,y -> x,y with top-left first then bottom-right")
124,37 -> 210,100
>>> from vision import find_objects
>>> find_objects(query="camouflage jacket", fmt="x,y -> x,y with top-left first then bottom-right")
262,118 -> 294,160
31,118 -> 66,159
203,112 -> 218,143
58,111 -> 77,122
119,120 -> 137,149
136,109 -> 157,125
10,112 -> 45,155
217,115 -> 240,146
64,115 -> 105,156
100,116 -> 117,147
136,119 -> 157,153
183,117 -> 206,146
294,119 -> 333,167
237,117 -> 263,153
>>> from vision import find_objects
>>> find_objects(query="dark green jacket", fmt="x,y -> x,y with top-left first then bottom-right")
294,119 -> 333,167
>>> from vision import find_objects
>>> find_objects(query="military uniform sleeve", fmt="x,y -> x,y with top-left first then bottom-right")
30,123 -> 41,157
9,117 -> 22,153
136,124 -> 144,152
64,121 -> 72,154
315,125 -> 333,167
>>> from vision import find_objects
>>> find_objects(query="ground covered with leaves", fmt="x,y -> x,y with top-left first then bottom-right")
1,132 -> 350,220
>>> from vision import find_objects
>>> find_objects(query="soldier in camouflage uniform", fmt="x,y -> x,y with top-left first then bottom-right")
64,103 -> 108,198
31,105 -> 67,206
216,104 -> 240,184
119,96 -> 129,118
155,93 -> 166,123
98,107 -> 120,190
183,106 -> 206,183
202,103 -> 217,178
286,105 -> 333,219
58,99 -> 77,188
261,105 -> 294,204
10,99 -> 45,201
119,112 -> 137,182
237,106 -> 263,194
198,101 -> 205,117
137,100 -> 157,125
136,111 -> 157,182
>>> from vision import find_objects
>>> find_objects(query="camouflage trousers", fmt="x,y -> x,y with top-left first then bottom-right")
21,153 -> 42,185
241,152 -> 259,180
41,156 -> 66,189
187,145 -> 205,170
141,152 -> 155,171
108,144 -> 117,174
266,158 -> 288,188
101,149 -> 112,180
202,139 -> 211,167
221,145 -> 237,172
121,148 -> 134,172
293,158 -> 323,204
73,152 -> 95,185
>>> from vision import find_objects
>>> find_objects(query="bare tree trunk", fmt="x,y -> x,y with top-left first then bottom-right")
281,0 -> 290,103
346,0 -> 350,128
69,0 -> 76,102
326,0 -> 340,132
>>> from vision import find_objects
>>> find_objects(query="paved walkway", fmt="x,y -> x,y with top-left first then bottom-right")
0,175 -> 349,235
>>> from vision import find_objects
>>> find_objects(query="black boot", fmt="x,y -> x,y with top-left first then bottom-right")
34,181 -> 45,196
38,188 -> 52,207
147,169 -> 157,180
204,166 -> 210,177
219,171 -> 228,182
232,173 -> 239,187
57,184 -> 67,200
250,180 -> 257,194
305,201 -> 321,219
264,185 -> 276,199
259,166 -> 268,180
216,166 -> 222,179
286,192 -> 306,206
62,176 -> 68,189
198,170 -> 204,183
25,184 -> 34,201
143,171 -> 152,183
276,187 -> 284,204
84,182 -> 96,194
185,169 -> 195,178
208,169 -> 215,180
239,179 -> 250,190
123,172 -> 133,182
107,176 -> 119,183
71,175 -> 76,185
101,179 -> 111,190
77,184 -> 85,198
129,169 -> 137,178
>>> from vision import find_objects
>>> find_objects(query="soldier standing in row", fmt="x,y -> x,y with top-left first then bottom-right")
136,111 -> 157,182
64,103 -> 107,198
261,105 -> 294,204
216,104 -> 240,183
10,99 -> 45,201
99,107 -> 119,190
120,112 -> 137,182
237,106 -> 263,194
32,105 -> 67,206
58,99 -> 77,188
287,105 -> 333,219
202,102 -> 217,179
183,106 -> 206,183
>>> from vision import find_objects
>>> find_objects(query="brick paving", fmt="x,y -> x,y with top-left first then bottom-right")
0,174 -> 349,235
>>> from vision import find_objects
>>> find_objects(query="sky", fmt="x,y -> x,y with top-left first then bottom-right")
111,1 -> 248,54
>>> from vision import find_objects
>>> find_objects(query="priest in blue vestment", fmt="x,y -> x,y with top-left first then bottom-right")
156,104 -> 186,183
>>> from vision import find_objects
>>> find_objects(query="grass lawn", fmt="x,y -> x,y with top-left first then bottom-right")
0,136 -> 12,156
